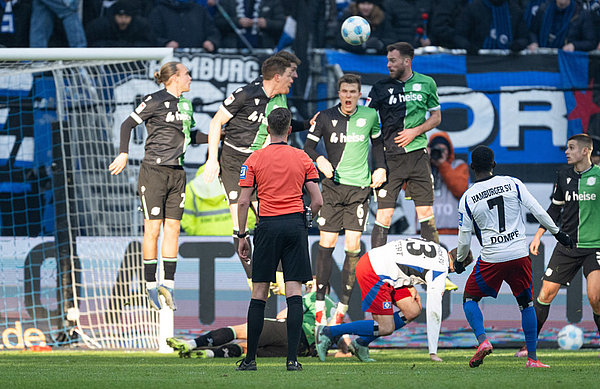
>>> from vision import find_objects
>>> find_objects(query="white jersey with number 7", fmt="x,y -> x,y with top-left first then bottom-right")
458,175 -> 559,263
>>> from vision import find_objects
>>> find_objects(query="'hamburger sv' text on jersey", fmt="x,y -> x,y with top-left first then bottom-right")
367,71 -> 440,155
550,165 -> 600,248
131,89 -> 195,166
306,105 -> 381,187
219,81 -> 287,153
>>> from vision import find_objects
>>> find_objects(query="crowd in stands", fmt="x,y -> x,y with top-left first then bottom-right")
0,0 -> 598,52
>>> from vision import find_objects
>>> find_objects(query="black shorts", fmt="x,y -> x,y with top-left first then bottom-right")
317,178 -> 369,232
542,244 -> 600,286
374,149 -> 434,208
138,163 -> 186,220
252,213 -> 312,283
219,145 -> 257,205
256,319 -> 310,357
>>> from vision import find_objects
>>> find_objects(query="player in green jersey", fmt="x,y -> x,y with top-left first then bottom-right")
516,134 -> 600,357
304,74 -> 386,326
366,42 -> 441,249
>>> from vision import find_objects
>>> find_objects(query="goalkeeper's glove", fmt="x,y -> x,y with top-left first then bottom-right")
554,230 -> 574,248
454,260 -> 466,274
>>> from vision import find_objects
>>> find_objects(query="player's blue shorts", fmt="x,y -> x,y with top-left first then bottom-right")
464,256 -> 532,299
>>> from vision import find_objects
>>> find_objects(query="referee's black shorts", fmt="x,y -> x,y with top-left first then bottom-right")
542,244 -> 600,286
252,212 -> 312,283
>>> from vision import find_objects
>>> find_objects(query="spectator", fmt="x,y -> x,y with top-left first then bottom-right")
83,0 -> 154,26
427,132 -> 468,235
149,0 -> 220,50
583,0 -> 600,50
429,0 -> 468,49
454,0 -> 529,53
29,0 -> 87,47
523,0 -> 545,28
0,0 -> 31,47
85,0 -> 156,47
527,0 -> 596,52
215,0 -> 285,49
336,0 -> 389,54
592,137 -> 600,165
382,0 -> 433,48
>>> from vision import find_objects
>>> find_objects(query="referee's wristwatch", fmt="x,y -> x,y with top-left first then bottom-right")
237,231 -> 249,239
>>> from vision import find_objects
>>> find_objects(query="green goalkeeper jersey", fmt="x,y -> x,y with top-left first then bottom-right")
302,292 -> 335,345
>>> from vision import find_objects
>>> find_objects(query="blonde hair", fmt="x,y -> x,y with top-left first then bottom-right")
153,61 -> 180,86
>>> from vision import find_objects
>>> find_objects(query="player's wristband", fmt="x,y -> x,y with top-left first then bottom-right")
237,231 -> 248,239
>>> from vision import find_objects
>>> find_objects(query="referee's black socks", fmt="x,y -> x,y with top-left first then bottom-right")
286,295 -> 303,363
594,312 -> 600,333
245,298 -> 266,363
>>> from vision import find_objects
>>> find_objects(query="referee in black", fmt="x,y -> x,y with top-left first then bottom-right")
236,108 -> 323,371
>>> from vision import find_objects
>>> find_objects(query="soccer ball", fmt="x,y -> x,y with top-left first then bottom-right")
557,324 -> 584,350
341,16 -> 371,46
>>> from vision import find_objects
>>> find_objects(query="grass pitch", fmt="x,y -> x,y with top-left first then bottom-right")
0,348 -> 597,389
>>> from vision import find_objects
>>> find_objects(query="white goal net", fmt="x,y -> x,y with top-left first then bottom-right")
0,48 -> 172,349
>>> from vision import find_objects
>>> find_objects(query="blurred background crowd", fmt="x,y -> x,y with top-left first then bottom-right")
1,0 -> 599,53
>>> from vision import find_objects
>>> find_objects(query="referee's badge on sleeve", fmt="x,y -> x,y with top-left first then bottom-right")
240,165 -> 247,179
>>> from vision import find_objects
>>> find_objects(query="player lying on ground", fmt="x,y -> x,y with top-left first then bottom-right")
456,145 -> 573,369
315,238 -> 473,362
167,292 -> 350,358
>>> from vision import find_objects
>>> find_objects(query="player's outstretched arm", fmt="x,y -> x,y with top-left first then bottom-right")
109,153 -> 128,175
529,227 -> 546,256
519,180 -> 559,235
110,115 -> 139,175
204,109 -> 230,183
425,270 -> 445,358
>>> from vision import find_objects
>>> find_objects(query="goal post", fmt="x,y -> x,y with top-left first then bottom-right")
0,48 -> 174,349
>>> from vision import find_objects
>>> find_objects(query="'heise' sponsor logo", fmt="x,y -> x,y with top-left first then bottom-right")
565,191 -> 597,201
388,92 -> 423,105
329,133 -> 366,143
